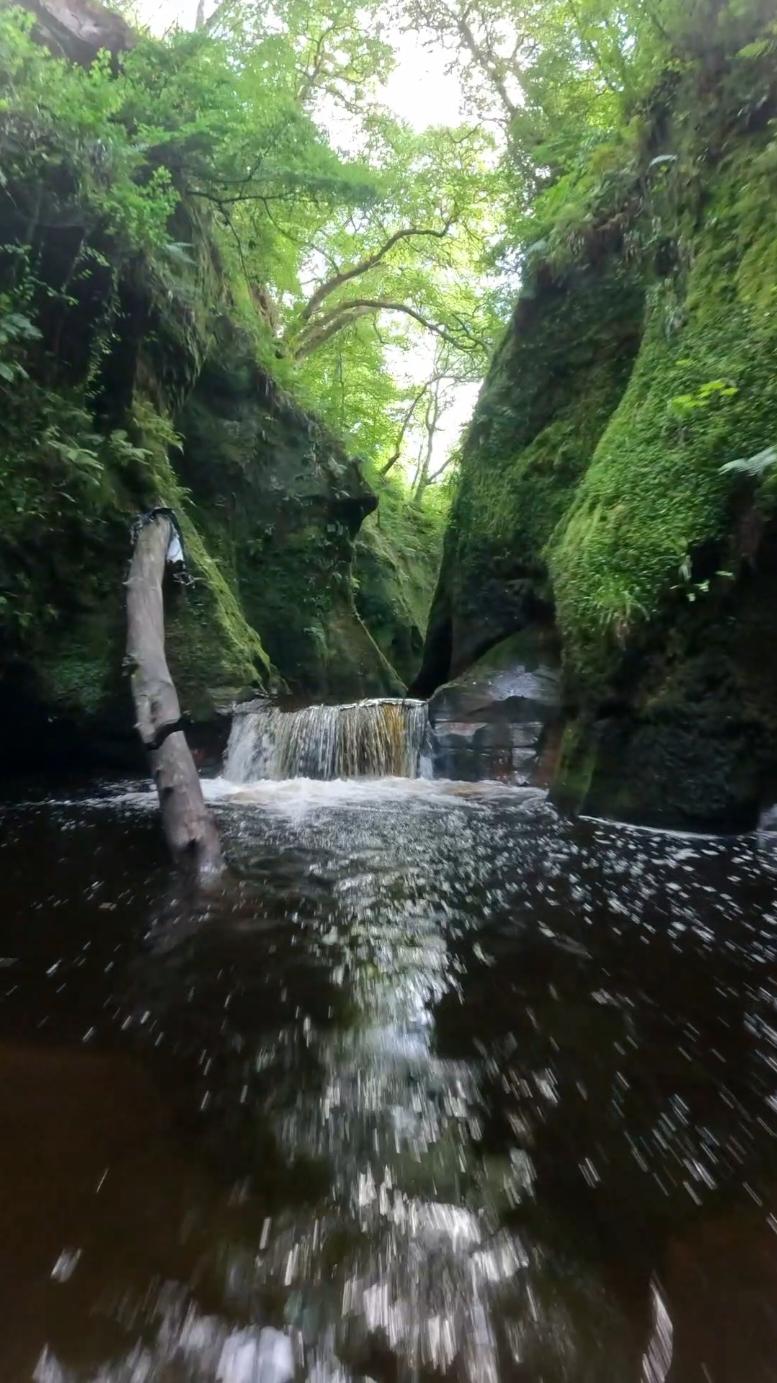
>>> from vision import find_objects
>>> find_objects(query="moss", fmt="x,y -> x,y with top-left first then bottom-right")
354,472 -> 445,686
130,396 -> 272,701
552,721 -> 598,815
552,518 -> 777,828
424,258 -> 644,677
35,619 -> 123,719
0,15 -> 405,746
549,129 -> 777,693
428,69 -> 777,681
176,330 -> 402,700
420,43 -> 777,824
0,385 -> 274,727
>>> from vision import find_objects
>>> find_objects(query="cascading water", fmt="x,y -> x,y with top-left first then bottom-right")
225,698 -> 428,782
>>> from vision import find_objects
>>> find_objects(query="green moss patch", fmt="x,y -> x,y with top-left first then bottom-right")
550,134 -> 777,691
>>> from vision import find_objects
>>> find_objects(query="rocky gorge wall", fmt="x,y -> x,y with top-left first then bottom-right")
418,32 -> 777,830
0,0 -> 407,771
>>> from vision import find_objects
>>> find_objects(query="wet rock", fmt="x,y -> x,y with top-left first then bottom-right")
424,631 -> 561,783
216,1327 -> 294,1383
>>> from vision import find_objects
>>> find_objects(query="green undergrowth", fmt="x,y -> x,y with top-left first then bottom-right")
0,369 -> 272,719
0,6 -> 400,723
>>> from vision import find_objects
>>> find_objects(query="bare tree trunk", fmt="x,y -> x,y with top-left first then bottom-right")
126,512 -> 223,878
412,382 -> 441,498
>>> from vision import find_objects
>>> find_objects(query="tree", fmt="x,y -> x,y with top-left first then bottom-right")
3,0 -> 503,488
171,0 -> 502,476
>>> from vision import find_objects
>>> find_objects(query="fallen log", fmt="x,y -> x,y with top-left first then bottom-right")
126,509 -> 223,877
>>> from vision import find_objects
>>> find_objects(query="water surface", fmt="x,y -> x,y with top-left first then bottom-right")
2,776 -> 777,1380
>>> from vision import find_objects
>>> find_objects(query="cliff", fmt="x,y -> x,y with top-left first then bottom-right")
0,0 -> 402,769
419,29 -> 777,829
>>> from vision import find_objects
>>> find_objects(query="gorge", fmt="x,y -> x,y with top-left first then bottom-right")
4,0 -> 777,833
4,0 -> 777,1379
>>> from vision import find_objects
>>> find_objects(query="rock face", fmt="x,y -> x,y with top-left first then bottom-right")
25,0 -> 135,63
353,486 -> 444,688
176,329 -> 403,703
0,1 -> 400,769
418,35 -> 777,830
424,632 -> 561,784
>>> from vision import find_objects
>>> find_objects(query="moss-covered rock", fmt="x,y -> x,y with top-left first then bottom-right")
353,474 -> 444,687
421,38 -> 777,828
551,132 -> 777,697
553,513 -> 777,829
417,257 -> 644,693
0,63 -> 400,764
176,328 -> 402,701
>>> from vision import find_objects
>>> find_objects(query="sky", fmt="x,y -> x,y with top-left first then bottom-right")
132,0 -> 482,473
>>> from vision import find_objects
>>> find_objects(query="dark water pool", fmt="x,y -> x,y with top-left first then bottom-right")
2,775 -> 777,1381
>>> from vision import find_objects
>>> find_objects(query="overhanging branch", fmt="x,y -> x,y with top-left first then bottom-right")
301,218 -> 455,322
293,298 -> 482,359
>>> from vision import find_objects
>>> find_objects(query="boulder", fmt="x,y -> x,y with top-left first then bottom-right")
424,630 -> 561,783
23,0 -> 135,64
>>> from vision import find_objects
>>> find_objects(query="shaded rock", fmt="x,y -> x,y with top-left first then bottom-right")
424,631 -> 561,783
176,326 -> 403,703
24,0 -> 135,64
353,487 -> 445,689
553,523 -> 777,831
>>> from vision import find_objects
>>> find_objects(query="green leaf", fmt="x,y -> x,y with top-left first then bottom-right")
737,40 -> 771,59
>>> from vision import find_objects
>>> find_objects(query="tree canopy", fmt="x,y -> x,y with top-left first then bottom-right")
3,0 -> 777,493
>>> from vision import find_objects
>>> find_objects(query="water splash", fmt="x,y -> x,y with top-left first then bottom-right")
225,699 -> 428,782
4,784 -> 777,1379
641,1278 -> 674,1382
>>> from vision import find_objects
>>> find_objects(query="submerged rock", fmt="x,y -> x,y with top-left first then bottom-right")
216,1328 -> 294,1383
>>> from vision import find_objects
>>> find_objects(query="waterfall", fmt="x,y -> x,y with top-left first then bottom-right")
225,699 -> 428,782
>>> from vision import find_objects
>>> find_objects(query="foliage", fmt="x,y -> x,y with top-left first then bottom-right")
8,0 -> 777,714
421,0 -> 777,701
0,0 -> 507,486
396,0 -> 777,271
0,295 -> 40,384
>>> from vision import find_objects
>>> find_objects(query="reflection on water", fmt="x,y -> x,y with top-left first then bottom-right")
2,776 -> 777,1380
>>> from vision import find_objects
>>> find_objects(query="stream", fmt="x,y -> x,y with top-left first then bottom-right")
2,772 -> 777,1380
